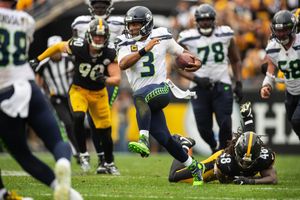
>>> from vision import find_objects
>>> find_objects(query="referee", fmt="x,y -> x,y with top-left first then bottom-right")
35,35 -> 80,158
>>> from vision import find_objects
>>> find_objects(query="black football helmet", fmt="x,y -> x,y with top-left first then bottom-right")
88,0 -> 113,19
194,4 -> 216,36
234,131 -> 262,169
271,10 -> 297,45
86,18 -> 110,50
124,6 -> 154,40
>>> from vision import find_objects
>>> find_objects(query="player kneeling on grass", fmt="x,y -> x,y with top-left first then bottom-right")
169,102 -> 278,185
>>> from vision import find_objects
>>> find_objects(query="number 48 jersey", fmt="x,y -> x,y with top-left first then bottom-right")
265,33 -> 300,95
68,37 -> 116,90
0,7 -> 35,89
216,147 -> 275,178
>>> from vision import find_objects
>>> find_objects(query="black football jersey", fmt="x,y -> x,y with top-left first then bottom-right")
68,37 -> 116,90
216,147 -> 275,178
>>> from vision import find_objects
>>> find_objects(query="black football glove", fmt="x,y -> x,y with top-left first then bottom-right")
29,58 -> 40,72
233,176 -> 255,185
233,81 -> 243,103
193,76 -> 212,89
95,70 -> 107,84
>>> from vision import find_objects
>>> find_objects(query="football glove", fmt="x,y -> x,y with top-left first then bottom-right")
233,176 -> 255,185
193,76 -> 212,89
29,58 -> 40,72
95,70 -> 107,84
233,81 -> 243,103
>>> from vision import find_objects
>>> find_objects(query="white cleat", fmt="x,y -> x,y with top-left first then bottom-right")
54,158 -> 71,200
79,153 -> 90,173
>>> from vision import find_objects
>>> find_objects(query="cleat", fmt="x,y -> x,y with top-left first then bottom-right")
96,163 -> 108,174
104,162 -> 120,176
79,152 -> 90,172
240,101 -> 252,118
173,134 -> 196,149
54,158 -> 71,200
3,190 -> 33,200
128,135 -> 150,157
188,159 -> 205,186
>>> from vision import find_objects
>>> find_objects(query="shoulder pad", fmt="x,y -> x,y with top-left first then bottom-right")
177,29 -> 199,43
71,15 -> 91,29
216,153 -> 235,176
150,27 -> 173,39
265,40 -> 281,54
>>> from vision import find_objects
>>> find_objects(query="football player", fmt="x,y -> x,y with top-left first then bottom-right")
176,4 -> 243,153
260,10 -> 300,141
169,102 -> 278,185
116,6 -> 205,187
30,18 -> 121,175
0,0 -> 82,199
71,0 -> 123,174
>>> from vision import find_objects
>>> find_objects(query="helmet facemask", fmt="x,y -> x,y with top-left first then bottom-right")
234,132 -> 262,170
124,6 -> 154,41
87,19 -> 110,51
89,0 -> 113,19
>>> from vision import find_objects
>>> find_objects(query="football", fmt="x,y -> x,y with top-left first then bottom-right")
175,53 -> 194,69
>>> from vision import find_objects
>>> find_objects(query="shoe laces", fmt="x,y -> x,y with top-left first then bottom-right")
188,160 -> 203,181
139,135 -> 150,148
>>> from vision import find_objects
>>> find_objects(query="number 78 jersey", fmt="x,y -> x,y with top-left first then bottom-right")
0,8 -> 35,88
178,26 -> 233,85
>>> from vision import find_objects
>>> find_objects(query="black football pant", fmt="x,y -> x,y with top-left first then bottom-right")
285,91 -> 300,140
0,82 -> 71,186
191,82 -> 233,151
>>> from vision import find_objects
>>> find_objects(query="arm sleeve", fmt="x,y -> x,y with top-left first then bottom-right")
37,41 -> 68,61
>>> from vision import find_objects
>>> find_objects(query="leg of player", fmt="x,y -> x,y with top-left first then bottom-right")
128,96 -> 151,157
285,92 -> 300,140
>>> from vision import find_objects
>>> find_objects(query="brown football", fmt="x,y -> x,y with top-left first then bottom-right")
175,53 -> 194,69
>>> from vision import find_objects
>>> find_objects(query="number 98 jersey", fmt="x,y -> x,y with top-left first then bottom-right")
216,147 -> 275,178
68,37 -> 116,90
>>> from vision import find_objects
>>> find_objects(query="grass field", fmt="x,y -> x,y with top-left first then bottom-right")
1,152 -> 300,200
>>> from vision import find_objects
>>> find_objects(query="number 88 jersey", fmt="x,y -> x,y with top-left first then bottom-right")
68,37 -> 116,90
216,147 -> 275,178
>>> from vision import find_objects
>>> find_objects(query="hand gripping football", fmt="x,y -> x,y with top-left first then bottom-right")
175,53 -> 194,69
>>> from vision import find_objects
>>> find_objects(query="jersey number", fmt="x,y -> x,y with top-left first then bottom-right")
79,63 -> 104,80
0,28 -> 27,67
260,148 -> 269,160
278,59 -> 300,79
197,42 -> 225,65
141,52 -> 155,77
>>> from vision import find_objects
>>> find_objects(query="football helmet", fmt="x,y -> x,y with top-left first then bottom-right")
88,0 -> 113,19
194,4 -> 216,36
124,6 -> 154,40
86,18 -> 110,50
271,10 -> 297,45
234,131 -> 262,169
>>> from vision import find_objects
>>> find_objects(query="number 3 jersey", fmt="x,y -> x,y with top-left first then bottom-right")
0,7 -> 35,89
177,26 -> 234,86
216,147 -> 275,177
68,38 -> 116,90
265,33 -> 300,95
116,27 -> 184,92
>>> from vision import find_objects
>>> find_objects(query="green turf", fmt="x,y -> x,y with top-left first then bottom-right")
0,152 -> 300,200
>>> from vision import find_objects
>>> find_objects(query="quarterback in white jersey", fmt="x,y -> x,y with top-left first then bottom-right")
116,6 -> 206,187
261,10 -> 300,140
176,4 -> 243,152
0,0 -> 83,199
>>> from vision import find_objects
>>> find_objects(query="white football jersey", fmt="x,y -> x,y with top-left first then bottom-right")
266,33 -> 300,95
71,15 -> 124,43
0,8 -> 35,89
178,26 -> 234,86
116,27 -> 184,92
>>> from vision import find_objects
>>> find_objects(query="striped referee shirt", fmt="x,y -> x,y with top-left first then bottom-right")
37,53 -> 74,97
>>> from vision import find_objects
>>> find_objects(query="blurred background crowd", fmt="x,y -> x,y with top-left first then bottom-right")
9,0 -> 300,153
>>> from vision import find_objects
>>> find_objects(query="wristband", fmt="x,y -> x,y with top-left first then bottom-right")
138,48 -> 147,57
